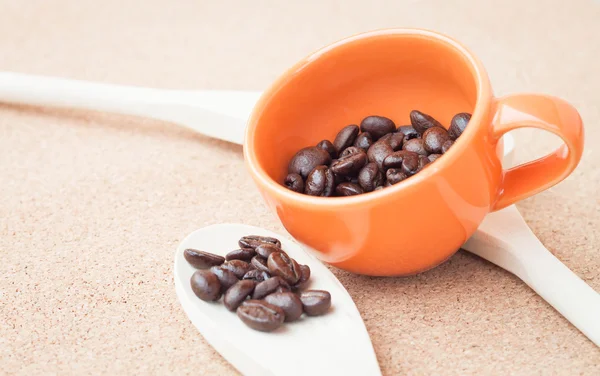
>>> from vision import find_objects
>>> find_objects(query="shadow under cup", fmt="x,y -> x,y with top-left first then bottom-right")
246,30 -> 501,276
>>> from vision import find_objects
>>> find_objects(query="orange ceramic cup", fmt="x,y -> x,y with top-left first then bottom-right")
244,29 -> 584,276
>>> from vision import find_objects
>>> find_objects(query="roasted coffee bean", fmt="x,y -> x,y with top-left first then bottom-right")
239,235 -> 281,250
333,124 -> 360,153
428,153 -> 442,162
353,132 -> 373,151
284,173 -> 304,193
386,132 -> 405,151
209,266 -> 239,293
357,162 -> 384,192
224,280 -> 256,311
226,248 -> 256,262
441,139 -> 454,153
360,116 -> 396,140
330,150 -> 367,177
264,292 -> 303,322
335,182 -> 364,196
367,140 -> 394,171
221,260 -> 253,279
396,125 -> 419,141
305,165 -> 335,197
402,138 -> 428,156
190,270 -> 222,302
251,256 -> 271,273
184,249 -> 225,269
255,243 -> 286,259
423,127 -> 451,154
252,276 -> 291,299
288,146 -> 332,179
383,150 -> 419,176
449,112 -> 471,140
382,150 -> 418,169
300,290 -> 331,316
267,252 -> 301,285
237,300 -> 285,332
417,155 -> 430,172
316,139 -> 337,159
410,110 -> 443,135
339,146 -> 363,158
294,264 -> 311,290
243,269 -> 271,282
386,168 -> 408,185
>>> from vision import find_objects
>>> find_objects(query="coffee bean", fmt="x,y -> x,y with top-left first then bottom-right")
330,149 -> 367,177
190,270 -> 222,302
239,235 -> 281,250
264,292 -> 303,322
237,300 -> 285,332
449,112 -> 471,140
335,182 -> 364,196
367,140 -> 394,171
386,168 -> 408,185
221,260 -> 253,279
396,125 -> 419,141
300,290 -> 331,316
357,162 -> 384,192
360,116 -> 396,140
353,132 -> 373,151
316,139 -> 337,159
402,138 -> 428,156
441,139 -> 454,153
305,165 -> 335,197
267,252 -> 301,285
428,154 -> 442,162
333,124 -> 359,154
243,269 -> 271,282
423,127 -> 451,154
209,266 -> 239,293
251,256 -> 271,273
288,146 -> 332,179
339,146 -> 363,158
184,249 -> 225,269
382,150 -> 419,169
252,276 -> 291,299
410,110 -> 443,135
226,248 -> 256,262
294,264 -> 311,290
255,243 -> 286,259
417,155 -> 430,172
386,132 -> 405,151
284,173 -> 304,193
224,280 -> 256,311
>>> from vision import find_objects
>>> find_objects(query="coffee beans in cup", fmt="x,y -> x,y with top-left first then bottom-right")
284,110 -> 471,196
186,235 -> 331,332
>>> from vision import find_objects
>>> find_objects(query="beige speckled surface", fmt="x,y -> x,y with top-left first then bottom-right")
1,1 -> 599,375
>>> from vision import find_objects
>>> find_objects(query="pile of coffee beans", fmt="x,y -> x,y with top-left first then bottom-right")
185,235 -> 331,332
284,111 -> 471,196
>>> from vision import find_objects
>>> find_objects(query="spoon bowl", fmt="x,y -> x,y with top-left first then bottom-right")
174,223 -> 381,376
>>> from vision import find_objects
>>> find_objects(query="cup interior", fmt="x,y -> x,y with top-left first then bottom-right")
250,30 -> 480,186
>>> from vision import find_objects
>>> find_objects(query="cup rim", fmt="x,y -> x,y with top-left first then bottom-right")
244,28 -> 493,208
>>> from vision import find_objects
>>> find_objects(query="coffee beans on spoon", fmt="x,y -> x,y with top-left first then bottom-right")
185,235 -> 332,332
283,110 -> 471,196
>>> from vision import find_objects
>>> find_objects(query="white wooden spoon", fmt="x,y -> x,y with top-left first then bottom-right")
2,72 -> 598,346
174,223 -> 381,376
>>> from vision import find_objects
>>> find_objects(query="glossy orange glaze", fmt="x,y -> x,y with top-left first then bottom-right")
244,29 -> 584,276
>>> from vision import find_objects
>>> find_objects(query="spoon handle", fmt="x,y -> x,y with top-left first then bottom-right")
0,71 -> 258,144
464,205 -> 600,347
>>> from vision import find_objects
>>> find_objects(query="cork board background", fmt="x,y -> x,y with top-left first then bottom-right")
1,0 -> 599,374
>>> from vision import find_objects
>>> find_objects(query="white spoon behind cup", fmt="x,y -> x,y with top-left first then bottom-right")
2,71 -> 598,346
174,223 -> 381,376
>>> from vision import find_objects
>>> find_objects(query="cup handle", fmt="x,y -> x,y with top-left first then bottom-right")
491,94 -> 584,211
